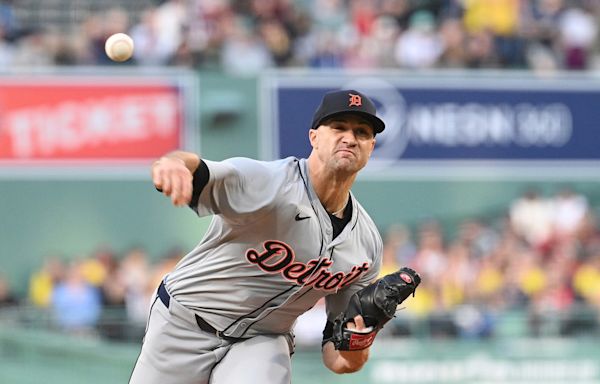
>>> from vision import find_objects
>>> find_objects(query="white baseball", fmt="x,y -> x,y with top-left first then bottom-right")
105,33 -> 134,62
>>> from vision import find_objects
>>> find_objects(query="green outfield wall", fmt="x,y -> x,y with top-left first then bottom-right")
1,325 -> 599,384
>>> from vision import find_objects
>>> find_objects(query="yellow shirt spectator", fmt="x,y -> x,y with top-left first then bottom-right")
80,257 -> 107,286
406,283 -> 436,317
519,267 -> 546,297
573,264 -> 600,301
29,270 -> 53,308
463,0 -> 520,36
476,264 -> 503,296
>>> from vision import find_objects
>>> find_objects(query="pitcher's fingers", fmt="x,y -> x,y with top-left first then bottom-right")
151,168 -> 162,189
152,166 -> 166,190
175,177 -> 189,206
171,175 -> 183,204
181,177 -> 192,205
162,174 -> 172,195
353,315 -> 366,330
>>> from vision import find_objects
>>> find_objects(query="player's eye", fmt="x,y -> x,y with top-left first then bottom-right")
356,127 -> 373,139
330,122 -> 346,131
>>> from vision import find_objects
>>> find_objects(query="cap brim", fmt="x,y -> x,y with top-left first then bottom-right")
315,111 -> 385,134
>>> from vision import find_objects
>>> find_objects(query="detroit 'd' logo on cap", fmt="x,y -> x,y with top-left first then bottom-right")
348,93 -> 362,107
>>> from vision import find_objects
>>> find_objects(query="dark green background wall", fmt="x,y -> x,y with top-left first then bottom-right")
3,326 -> 600,384
353,179 -> 600,232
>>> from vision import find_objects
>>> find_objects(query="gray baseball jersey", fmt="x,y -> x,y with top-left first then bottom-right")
165,156 -> 383,339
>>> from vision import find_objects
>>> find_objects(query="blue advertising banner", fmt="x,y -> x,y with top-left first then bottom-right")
264,73 -> 600,171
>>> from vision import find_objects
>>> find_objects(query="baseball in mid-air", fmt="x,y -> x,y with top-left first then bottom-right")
105,33 -> 134,62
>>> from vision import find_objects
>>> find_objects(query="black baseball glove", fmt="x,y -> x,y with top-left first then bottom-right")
331,267 -> 421,350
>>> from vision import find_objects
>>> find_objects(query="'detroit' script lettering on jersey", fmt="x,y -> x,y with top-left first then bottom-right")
245,240 -> 369,291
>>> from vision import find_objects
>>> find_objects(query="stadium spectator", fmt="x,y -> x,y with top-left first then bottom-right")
129,7 -> 165,66
573,247 -> 600,306
381,223 -> 417,274
552,187 -> 589,240
220,15 -> 274,75
29,257 -> 66,308
394,10 -> 443,68
118,247 -> 152,326
413,220 -> 448,284
51,260 -> 102,335
557,4 -> 598,69
509,188 -> 555,251
0,274 -> 18,309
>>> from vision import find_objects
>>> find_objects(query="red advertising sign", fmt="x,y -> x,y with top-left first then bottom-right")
0,79 -> 186,165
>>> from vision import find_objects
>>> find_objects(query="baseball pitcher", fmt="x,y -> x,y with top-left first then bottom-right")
129,89 -> 420,384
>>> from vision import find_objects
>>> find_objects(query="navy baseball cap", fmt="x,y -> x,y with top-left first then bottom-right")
310,89 -> 385,134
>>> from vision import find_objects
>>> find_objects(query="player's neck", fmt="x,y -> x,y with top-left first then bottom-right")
307,156 -> 355,216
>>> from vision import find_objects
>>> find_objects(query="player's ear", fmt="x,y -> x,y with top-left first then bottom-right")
309,128 -> 318,149
369,137 -> 376,153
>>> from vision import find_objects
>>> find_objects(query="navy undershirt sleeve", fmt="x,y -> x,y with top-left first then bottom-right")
189,160 -> 210,208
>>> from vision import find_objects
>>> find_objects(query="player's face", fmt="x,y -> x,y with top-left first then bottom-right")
310,114 -> 376,174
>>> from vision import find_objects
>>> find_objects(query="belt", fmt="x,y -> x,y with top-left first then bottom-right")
157,281 -> 248,343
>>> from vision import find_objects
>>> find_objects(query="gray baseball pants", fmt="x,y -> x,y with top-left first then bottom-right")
129,285 -> 292,384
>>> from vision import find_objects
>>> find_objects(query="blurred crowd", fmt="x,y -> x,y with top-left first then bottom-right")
1,0 -> 600,73
0,246 -> 184,340
2,187 -> 600,343
386,187 -> 600,339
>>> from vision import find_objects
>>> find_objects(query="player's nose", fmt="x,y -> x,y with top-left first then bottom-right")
340,130 -> 358,145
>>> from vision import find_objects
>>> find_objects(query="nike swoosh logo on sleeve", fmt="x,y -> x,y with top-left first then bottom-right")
295,213 -> 311,221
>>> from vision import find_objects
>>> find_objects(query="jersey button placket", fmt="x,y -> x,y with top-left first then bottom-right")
325,228 -> 332,243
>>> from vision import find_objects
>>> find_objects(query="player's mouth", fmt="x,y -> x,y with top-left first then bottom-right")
336,148 -> 356,157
